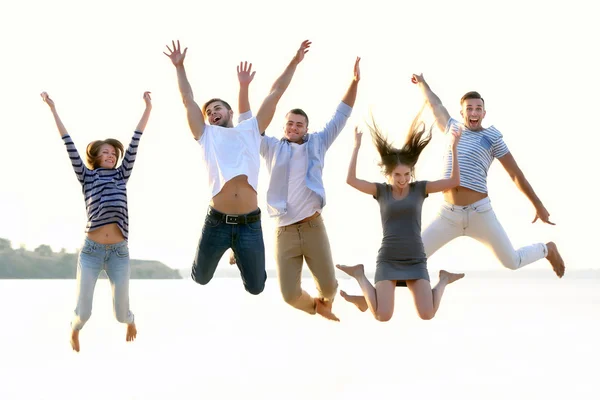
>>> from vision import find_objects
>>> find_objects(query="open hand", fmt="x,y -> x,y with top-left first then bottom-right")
237,61 -> 256,85
294,40 -> 312,64
164,40 -> 187,66
353,56 -> 361,82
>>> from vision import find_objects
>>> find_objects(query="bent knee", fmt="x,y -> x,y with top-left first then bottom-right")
281,289 -> 302,305
244,272 -> 267,295
375,312 -> 393,322
500,256 -> 521,271
191,270 -> 213,285
418,310 -> 435,320
245,284 -> 265,296
245,277 -> 266,295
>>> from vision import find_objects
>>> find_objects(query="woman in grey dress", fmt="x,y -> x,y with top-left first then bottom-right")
336,112 -> 465,322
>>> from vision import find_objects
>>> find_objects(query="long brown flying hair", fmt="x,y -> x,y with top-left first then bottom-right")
368,103 -> 432,179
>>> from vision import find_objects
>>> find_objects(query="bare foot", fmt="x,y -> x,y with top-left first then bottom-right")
126,323 -> 137,342
340,290 -> 368,312
335,264 -> 365,278
546,242 -> 565,278
439,270 -> 465,285
315,299 -> 340,322
70,329 -> 80,352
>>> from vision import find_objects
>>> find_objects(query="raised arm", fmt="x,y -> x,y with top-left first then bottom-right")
40,92 -> 87,183
135,91 -> 152,132
347,127 -> 377,196
498,153 -> 555,225
120,92 -> 152,182
411,74 -> 451,133
341,56 -> 361,107
318,57 -> 361,150
40,92 -> 68,138
164,40 -> 205,140
426,126 -> 462,194
255,40 -> 311,133
237,61 -> 255,116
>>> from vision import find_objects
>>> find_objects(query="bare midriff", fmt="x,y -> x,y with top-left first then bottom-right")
210,175 -> 258,215
443,185 -> 488,206
87,223 -> 125,245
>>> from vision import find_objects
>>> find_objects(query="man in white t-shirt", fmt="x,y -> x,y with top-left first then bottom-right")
233,56 -> 361,320
164,39 -> 311,294
411,73 -> 565,278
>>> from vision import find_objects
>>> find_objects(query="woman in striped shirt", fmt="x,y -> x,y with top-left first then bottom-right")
41,91 -> 152,352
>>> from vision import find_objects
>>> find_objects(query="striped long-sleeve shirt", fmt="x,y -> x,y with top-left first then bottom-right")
62,131 -> 143,240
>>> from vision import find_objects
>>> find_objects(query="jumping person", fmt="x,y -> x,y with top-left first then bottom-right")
41,91 -> 152,351
411,74 -> 565,277
337,112 -> 465,322
163,40 -> 311,294
235,56 -> 361,320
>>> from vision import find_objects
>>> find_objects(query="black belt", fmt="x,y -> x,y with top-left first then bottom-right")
208,208 -> 261,225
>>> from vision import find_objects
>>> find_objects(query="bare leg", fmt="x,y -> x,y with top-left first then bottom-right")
336,264 -> 396,321
126,323 -> 137,342
70,330 -> 80,352
546,242 -> 565,278
406,270 -> 465,320
340,290 -> 368,312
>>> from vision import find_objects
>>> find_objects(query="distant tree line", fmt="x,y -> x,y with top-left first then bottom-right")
0,238 -> 181,279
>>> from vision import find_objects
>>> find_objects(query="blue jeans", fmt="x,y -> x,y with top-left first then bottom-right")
192,207 -> 266,295
71,237 -> 135,331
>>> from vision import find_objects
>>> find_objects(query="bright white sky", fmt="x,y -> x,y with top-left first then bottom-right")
1,0 -> 598,273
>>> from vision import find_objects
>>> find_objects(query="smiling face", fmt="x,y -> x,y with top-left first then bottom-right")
388,163 -> 412,191
97,144 -> 117,169
86,139 -> 124,170
284,112 -> 309,143
460,93 -> 486,131
204,100 -> 234,127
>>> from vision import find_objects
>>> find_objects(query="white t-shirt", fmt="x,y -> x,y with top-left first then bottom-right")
197,117 -> 261,198
277,142 -> 322,227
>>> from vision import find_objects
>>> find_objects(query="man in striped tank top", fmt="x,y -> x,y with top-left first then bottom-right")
411,74 -> 565,278
164,40 -> 310,295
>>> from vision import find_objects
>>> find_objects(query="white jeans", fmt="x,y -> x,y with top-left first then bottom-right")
422,197 -> 547,269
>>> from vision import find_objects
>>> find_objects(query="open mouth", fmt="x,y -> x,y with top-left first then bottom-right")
469,118 -> 479,126
212,116 -> 222,124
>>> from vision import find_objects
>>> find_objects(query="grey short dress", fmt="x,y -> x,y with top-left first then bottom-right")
374,181 -> 429,287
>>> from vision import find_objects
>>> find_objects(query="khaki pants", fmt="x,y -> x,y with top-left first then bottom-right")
274,215 -> 338,314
